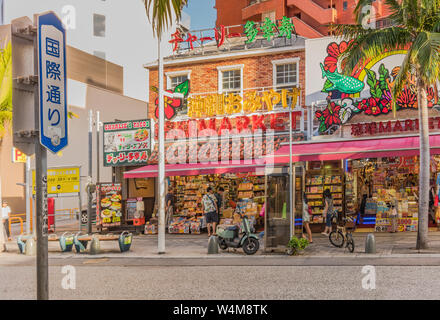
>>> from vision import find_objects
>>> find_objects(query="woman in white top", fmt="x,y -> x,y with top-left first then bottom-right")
302,193 -> 313,243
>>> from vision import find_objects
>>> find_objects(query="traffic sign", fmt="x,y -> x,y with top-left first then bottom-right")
37,12 -> 68,153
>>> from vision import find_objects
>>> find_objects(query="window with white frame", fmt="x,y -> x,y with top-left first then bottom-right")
218,65 -> 243,96
166,71 -> 191,116
272,58 -> 299,108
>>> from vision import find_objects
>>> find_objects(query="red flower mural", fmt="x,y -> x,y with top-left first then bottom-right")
154,90 -> 182,120
396,87 -> 417,109
323,40 -> 354,73
322,102 -> 341,127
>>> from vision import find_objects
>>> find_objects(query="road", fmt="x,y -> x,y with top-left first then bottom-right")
1,259 -> 439,299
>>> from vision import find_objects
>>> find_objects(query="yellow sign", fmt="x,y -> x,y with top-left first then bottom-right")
32,167 -> 80,195
12,148 -> 27,163
187,88 -> 300,118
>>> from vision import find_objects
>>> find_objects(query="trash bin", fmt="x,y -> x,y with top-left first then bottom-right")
118,231 -> 133,252
59,232 -> 74,252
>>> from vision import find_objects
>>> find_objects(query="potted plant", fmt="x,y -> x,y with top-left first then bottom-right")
287,236 -> 309,256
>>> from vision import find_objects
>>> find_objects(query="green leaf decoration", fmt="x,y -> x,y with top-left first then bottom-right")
319,121 -> 327,133
321,79 -> 334,93
365,68 -> 382,99
174,79 -> 189,96
378,64 -> 390,92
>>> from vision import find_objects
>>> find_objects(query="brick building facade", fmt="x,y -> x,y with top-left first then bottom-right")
146,46 -> 306,119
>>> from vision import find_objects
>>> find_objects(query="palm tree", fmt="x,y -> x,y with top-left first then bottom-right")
0,40 -> 12,139
143,0 -> 187,253
143,0 -> 188,39
332,0 -> 440,249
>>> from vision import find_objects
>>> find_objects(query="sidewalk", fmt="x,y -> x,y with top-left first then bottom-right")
2,231 -> 440,260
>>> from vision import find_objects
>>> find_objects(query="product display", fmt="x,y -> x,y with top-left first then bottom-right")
163,173 -> 265,234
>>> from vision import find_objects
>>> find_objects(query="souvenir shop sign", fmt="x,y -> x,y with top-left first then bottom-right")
154,112 -> 301,140
96,183 -> 122,227
188,88 -> 300,119
169,16 -> 296,52
351,117 -> 440,137
103,119 -> 151,167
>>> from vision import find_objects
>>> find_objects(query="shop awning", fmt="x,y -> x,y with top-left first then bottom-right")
271,134 -> 440,163
124,134 -> 440,178
123,160 -> 267,179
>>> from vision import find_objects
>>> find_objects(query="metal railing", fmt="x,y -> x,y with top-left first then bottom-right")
9,217 -> 24,236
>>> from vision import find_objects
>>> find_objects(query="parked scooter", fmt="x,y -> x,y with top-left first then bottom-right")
217,213 -> 260,255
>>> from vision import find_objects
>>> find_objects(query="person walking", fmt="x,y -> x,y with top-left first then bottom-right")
302,193 -> 313,243
1,202 -> 11,241
214,187 -> 225,224
202,187 -> 218,237
165,187 -> 175,229
321,189 -> 334,236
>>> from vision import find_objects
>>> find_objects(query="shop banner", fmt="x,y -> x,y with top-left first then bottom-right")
96,183 -> 122,227
103,119 -> 151,167
32,167 -> 80,194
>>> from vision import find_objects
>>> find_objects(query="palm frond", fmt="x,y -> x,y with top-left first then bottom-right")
336,26 -> 412,75
412,31 -> 440,85
392,45 -> 416,116
144,0 -> 188,39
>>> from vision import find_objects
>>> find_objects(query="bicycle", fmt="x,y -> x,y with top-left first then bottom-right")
328,211 -> 356,253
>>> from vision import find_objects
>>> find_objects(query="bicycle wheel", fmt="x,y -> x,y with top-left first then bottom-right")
346,233 -> 355,253
329,230 -> 344,248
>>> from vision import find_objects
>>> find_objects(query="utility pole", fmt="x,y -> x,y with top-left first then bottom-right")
87,109 -> 93,234
96,111 -> 101,184
25,156 -> 31,234
157,37 -> 166,254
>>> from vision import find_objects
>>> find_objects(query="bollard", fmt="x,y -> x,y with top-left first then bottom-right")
89,235 -> 100,255
25,238 -> 36,256
365,233 -> 376,254
207,236 -> 219,254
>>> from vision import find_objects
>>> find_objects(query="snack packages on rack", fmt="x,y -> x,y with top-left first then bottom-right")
144,222 -> 158,234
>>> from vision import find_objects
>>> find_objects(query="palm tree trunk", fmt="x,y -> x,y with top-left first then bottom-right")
416,77 -> 430,250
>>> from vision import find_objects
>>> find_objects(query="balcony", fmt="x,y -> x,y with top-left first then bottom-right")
287,0 -> 337,25
242,0 -> 274,20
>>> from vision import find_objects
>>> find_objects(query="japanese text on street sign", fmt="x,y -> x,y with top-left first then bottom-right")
103,119 -> 152,167
38,12 -> 68,153
32,167 -> 80,195
170,16 -> 296,52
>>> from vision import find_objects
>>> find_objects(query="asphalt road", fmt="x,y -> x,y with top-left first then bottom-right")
1,262 -> 440,300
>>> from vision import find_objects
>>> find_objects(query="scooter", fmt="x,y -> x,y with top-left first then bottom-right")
217,213 -> 260,255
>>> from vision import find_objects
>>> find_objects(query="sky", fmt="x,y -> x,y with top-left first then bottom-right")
182,0 -> 216,30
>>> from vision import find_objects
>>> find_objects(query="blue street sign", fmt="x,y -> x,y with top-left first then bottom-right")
37,12 -> 68,153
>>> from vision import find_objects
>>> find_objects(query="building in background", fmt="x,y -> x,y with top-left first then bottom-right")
0,43 -> 147,216
215,0 -> 393,38
1,0 -> 162,102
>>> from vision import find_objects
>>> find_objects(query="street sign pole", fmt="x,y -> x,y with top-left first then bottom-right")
34,24 -> 48,300
87,109 -> 93,234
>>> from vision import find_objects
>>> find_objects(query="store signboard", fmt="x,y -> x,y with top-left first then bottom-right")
169,16 -> 296,53
103,119 -> 151,167
12,148 -> 27,163
32,167 -> 80,194
96,183 -> 122,227
305,37 -> 440,136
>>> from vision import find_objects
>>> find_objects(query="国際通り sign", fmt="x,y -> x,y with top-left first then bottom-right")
38,12 -> 68,153
103,119 -> 152,166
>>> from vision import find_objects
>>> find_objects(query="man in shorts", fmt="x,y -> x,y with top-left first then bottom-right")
202,187 -> 218,237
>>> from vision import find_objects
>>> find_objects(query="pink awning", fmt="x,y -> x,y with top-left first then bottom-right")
271,134 -> 440,163
123,134 -> 440,179
123,160 -> 267,179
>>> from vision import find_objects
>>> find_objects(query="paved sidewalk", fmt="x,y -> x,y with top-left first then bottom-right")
2,231 -> 440,260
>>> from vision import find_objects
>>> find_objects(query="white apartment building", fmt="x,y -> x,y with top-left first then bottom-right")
1,0 -> 168,102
